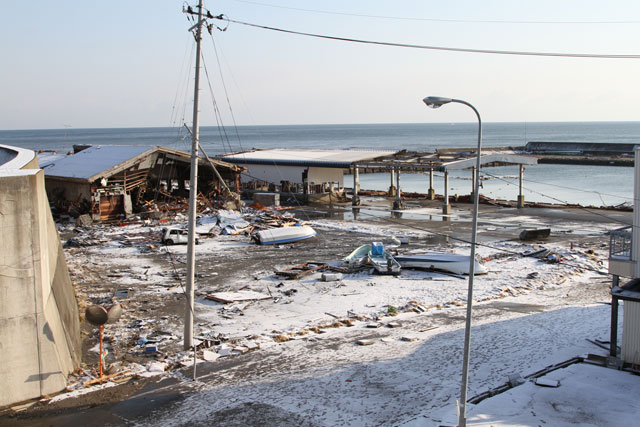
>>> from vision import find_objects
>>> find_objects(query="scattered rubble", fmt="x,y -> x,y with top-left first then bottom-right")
51,204 -> 610,404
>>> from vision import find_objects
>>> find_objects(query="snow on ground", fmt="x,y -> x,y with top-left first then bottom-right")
56,205 -> 636,426
144,302 -> 623,427
64,210 -> 610,350
452,363 -> 640,427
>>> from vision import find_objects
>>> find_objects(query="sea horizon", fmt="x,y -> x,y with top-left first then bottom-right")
2,119 -> 640,133
1,121 -> 636,207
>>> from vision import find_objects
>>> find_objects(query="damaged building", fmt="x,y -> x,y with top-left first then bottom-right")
38,145 -> 243,221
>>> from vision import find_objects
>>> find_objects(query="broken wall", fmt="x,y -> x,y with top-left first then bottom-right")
44,178 -> 92,209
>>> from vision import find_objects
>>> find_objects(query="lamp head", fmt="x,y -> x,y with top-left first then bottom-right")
423,96 -> 453,109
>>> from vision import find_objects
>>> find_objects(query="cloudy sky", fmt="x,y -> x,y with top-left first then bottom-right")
2,0 -> 640,129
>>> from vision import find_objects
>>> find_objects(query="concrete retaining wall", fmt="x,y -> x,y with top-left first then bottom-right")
0,146 -> 80,407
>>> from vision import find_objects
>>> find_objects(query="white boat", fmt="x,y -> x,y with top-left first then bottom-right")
254,225 -> 316,245
368,242 -> 401,275
343,244 -> 371,268
394,252 -> 487,275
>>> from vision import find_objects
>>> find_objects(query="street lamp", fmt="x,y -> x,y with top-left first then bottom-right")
423,96 -> 482,427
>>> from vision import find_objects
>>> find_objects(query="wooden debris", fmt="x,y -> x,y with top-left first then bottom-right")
401,336 -> 418,342
82,369 -> 131,386
275,262 -> 329,280
273,334 -> 290,343
245,341 -> 260,351
356,339 -> 374,346
10,401 -> 37,413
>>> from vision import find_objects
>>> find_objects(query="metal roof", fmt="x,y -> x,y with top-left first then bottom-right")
39,145 -> 242,183
220,149 -> 396,169
354,149 -> 538,172
40,145 -> 155,181
440,153 -> 538,171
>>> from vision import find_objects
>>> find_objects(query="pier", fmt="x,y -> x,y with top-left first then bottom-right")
222,143 -> 635,212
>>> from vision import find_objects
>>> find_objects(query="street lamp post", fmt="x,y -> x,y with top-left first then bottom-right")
423,96 -> 482,427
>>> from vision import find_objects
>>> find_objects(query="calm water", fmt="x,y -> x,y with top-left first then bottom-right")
1,122 -> 637,207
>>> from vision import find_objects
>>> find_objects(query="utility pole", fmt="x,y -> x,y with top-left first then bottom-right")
184,0 -> 204,352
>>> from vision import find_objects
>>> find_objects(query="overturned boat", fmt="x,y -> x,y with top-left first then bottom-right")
253,225 -> 317,245
394,252 -> 487,275
343,243 -> 371,268
368,242 -> 401,275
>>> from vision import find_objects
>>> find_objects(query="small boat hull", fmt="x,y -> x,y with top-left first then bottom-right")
368,242 -> 401,275
255,225 -> 316,245
343,244 -> 371,268
395,253 -> 487,275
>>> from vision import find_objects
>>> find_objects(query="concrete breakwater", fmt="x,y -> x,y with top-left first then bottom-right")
523,141 -> 635,166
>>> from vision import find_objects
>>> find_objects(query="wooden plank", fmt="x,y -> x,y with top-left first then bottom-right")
275,262 -> 329,280
82,370 -> 131,386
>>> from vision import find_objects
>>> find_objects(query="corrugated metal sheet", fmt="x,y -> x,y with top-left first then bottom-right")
622,300 -> 640,364
41,145 -> 154,181
222,149 -> 395,169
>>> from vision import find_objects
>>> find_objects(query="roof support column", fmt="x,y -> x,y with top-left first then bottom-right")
471,167 -> 476,201
388,168 -> 396,197
352,167 -> 360,206
517,164 -> 525,208
393,167 -> 403,210
610,277 -> 619,358
443,171 -> 451,215
428,169 -> 435,200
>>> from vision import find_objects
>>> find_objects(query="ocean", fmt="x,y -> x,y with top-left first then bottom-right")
1,122 -> 637,207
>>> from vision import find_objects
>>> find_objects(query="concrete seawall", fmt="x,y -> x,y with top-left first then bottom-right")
524,141 -> 636,166
0,145 -> 80,407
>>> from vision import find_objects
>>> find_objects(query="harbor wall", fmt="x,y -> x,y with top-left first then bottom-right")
0,145 -> 80,407
525,141 -> 637,155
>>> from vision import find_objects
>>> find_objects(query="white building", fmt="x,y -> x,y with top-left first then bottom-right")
220,148 -> 394,193
608,146 -> 640,365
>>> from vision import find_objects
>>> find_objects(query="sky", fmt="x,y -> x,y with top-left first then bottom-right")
2,0 -> 640,129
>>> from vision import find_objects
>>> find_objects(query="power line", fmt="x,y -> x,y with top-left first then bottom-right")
480,170 -> 634,227
200,51 -> 234,154
212,15 -> 640,59
208,32 -> 245,154
231,0 -> 640,25
485,171 -> 633,202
